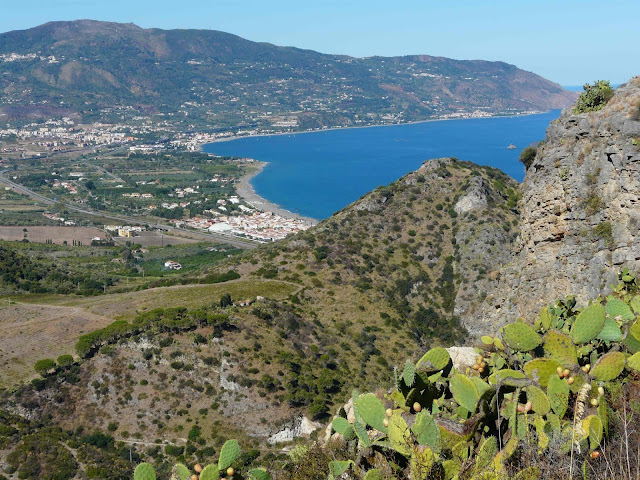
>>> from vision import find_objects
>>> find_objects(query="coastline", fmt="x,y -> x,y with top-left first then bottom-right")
207,109 -> 551,145
236,161 -> 318,225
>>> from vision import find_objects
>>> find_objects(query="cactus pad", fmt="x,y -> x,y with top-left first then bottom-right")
353,419 -> 371,448
475,436 -> 498,470
570,303 -> 605,344
388,412 -> 412,456
630,296 -> 640,314
450,373 -> 479,412
502,322 -> 542,351
605,298 -> 635,321
417,347 -> 451,371
626,352 -> 640,372
171,464 -> 190,480
355,393 -> 388,433
218,439 -> 241,471
538,306 -> 553,330
329,460 -> 354,477
134,463 -> 156,480
526,385 -> 550,415
248,468 -> 272,480
590,351 -> 626,381
363,469 -> 383,480
598,317 -> 623,342
524,358 -> 560,387
332,417 -> 355,440
487,368 -> 526,385
411,411 -> 441,452
582,415 -> 603,451
403,359 -> 416,387
544,330 -> 578,367
199,465 -> 218,480
547,374 -> 569,418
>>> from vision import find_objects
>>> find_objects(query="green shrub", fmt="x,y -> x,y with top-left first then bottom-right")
519,146 -> 537,170
574,80 -> 615,113
34,358 -> 56,377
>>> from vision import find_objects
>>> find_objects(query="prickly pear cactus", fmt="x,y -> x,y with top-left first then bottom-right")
199,465 -> 218,480
590,351 -> 626,381
134,463 -> 156,480
502,321 -> 542,351
323,271 -> 640,480
218,439 -> 241,472
570,303 -> 605,344
171,464 -> 190,480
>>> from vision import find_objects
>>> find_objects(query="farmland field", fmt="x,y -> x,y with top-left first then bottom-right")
0,225 -> 107,244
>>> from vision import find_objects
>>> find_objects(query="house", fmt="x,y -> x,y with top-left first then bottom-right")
164,260 -> 182,270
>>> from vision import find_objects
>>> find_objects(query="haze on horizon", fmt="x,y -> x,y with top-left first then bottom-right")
3,0 -> 638,86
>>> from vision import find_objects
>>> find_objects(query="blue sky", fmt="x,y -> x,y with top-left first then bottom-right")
3,0 -> 638,85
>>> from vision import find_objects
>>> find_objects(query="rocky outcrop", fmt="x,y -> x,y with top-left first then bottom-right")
473,77 -> 640,335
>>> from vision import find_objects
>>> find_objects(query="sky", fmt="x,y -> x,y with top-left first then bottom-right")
2,0 -> 638,86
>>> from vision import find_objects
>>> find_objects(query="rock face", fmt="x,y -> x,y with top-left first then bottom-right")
473,77 -> 640,334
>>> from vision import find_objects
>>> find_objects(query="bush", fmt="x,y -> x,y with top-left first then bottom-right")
519,146 -> 537,170
574,80 -> 615,113
34,358 -> 56,377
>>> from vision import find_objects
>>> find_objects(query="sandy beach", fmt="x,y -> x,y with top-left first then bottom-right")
236,161 -> 318,225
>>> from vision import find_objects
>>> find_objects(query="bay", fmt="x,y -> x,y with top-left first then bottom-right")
203,110 -> 561,219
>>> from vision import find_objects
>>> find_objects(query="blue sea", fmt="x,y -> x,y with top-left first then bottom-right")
203,110 -> 561,219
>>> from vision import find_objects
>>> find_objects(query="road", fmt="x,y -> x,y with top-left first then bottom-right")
0,169 -> 260,249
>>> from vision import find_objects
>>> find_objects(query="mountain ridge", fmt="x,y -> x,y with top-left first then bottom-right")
0,20 -> 576,129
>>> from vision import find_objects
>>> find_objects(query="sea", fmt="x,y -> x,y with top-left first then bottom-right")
203,110 -> 561,220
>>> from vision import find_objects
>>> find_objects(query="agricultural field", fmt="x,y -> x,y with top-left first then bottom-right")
0,225 -> 107,244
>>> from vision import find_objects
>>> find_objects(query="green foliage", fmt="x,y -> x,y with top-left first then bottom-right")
574,80 -> 615,113
34,358 -> 56,376
326,271 -> 640,479
519,146 -> 537,170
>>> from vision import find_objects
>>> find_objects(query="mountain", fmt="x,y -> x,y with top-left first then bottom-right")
1,78 -> 639,479
0,20 -> 576,128
475,76 -> 640,335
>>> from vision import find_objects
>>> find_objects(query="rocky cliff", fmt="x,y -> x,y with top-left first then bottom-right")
470,77 -> 640,335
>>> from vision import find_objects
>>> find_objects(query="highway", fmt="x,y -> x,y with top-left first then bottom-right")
0,169 -> 260,249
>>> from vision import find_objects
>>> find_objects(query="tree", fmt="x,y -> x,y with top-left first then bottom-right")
519,146 -> 537,170
34,358 -> 56,376
56,355 -> 74,368
220,293 -> 233,307
85,180 -> 96,190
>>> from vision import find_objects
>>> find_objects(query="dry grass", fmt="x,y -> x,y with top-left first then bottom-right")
0,225 -> 107,244
0,279 -> 298,386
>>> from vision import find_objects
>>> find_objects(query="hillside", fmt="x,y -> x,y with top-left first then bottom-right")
476,76 -> 640,334
0,20 -> 576,128
0,158 -> 520,474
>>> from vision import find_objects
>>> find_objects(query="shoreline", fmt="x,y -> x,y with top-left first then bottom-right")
236,161 -> 318,225
206,109 -> 552,145
208,109 -> 558,223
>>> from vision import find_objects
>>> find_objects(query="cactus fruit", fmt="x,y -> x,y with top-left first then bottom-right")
598,317 -> 623,342
417,347 -> 451,372
355,393 -> 388,432
450,373 -> 479,413
134,463 -> 156,480
524,358 -> 560,387
544,330 -> 578,366
548,374 -> 569,417
570,303 -> 605,344
605,298 -> 635,321
590,351 -> 626,381
502,322 -> 542,351
218,439 -> 240,472
411,411 -> 441,452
